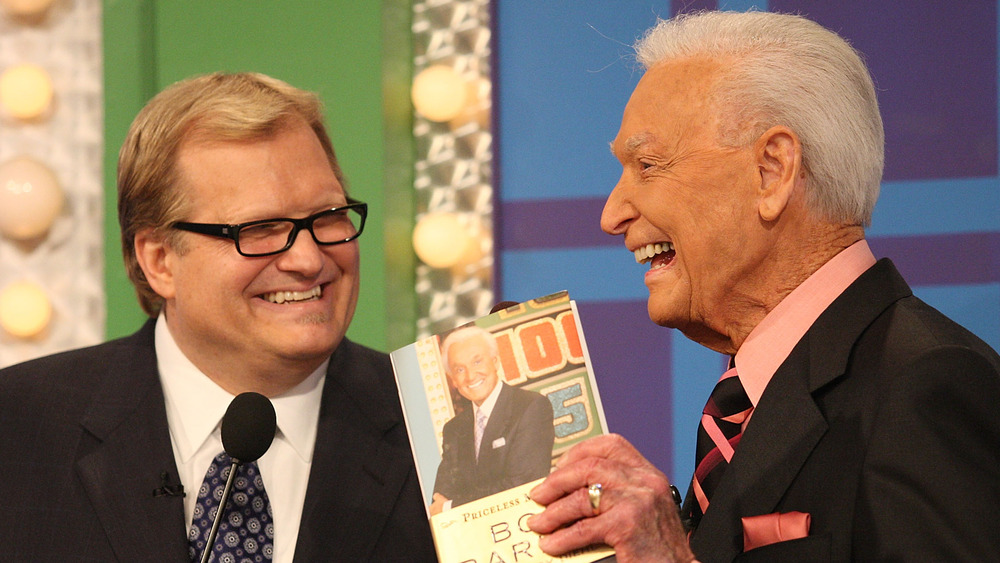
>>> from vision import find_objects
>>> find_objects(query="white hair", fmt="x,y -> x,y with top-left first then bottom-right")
440,325 -> 498,374
635,10 -> 884,226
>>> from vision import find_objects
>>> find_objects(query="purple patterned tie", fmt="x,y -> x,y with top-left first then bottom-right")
188,452 -> 274,562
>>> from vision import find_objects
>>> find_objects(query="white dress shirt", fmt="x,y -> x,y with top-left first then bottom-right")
155,315 -> 326,563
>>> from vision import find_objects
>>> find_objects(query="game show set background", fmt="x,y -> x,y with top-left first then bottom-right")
1,0 -> 995,488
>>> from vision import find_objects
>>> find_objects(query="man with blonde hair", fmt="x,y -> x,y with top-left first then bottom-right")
527,11 -> 1000,562
0,72 -> 435,561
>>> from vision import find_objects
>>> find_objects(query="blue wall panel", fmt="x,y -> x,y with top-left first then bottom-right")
495,2 -> 656,201
495,1 -> 1000,485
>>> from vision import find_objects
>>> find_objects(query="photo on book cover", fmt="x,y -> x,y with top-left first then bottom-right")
392,291 -> 609,516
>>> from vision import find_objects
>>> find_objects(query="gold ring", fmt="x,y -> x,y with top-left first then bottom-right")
587,483 -> 603,515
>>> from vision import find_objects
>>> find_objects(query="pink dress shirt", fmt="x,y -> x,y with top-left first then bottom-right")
734,240 -> 877,422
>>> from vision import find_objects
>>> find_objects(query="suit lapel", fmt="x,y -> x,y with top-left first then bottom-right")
690,259 -> 913,560
456,407 -> 476,463
293,340 -> 419,560
75,322 -> 188,561
690,343 -> 827,559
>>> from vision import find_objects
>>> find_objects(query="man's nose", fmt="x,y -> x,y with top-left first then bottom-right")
275,228 -> 325,274
600,179 -> 637,236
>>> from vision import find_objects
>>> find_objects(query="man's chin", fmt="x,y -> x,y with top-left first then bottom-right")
269,328 -> 343,361
646,299 -> 683,329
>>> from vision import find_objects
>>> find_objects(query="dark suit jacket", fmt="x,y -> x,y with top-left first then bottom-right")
685,259 -> 1000,562
0,320 -> 435,562
433,383 -> 555,506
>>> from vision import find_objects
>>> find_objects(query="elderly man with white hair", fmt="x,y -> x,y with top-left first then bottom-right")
527,10 -> 1000,563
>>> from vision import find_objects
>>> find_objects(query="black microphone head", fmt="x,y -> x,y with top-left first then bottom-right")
221,392 -> 276,464
490,301 -> 520,314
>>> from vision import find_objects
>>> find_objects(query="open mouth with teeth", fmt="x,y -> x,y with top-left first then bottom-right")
261,286 -> 322,304
634,242 -> 676,269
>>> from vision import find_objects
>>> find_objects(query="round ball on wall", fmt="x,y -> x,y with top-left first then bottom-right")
0,156 -> 65,240
0,0 -> 56,18
0,63 -> 54,120
412,212 -> 472,269
0,280 -> 52,339
411,65 -> 468,122
447,77 -> 491,131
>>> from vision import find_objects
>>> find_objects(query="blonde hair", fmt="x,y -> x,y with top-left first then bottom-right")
117,72 -> 344,315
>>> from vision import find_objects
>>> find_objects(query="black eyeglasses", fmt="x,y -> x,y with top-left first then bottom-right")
171,200 -> 367,257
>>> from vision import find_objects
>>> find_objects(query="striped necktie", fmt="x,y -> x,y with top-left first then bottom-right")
690,367 -> 753,525
474,409 -> 488,459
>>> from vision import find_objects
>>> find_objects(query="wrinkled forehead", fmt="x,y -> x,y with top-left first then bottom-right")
450,335 -> 492,358
612,58 -> 728,158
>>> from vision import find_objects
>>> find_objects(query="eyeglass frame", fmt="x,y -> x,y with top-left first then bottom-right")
170,199 -> 367,257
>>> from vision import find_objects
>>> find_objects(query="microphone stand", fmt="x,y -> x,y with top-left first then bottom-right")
199,457 -> 243,563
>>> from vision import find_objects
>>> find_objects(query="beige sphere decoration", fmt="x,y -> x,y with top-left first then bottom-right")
0,281 -> 52,338
0,156 -> 64,240
411,65 -> 468,122
0,63 -> 54,120
413,212 -> 471,268
0,0 -> 56,17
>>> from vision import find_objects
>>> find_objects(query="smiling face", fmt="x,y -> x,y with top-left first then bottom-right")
445,333 -> 500,407
602,57 -> 771,351
139,117 -> 359,393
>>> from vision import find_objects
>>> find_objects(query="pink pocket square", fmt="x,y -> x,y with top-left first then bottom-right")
741,511 -> 811,551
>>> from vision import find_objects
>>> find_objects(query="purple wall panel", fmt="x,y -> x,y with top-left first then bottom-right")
500,198 -> 609,250
870,232 -> 1000,286
772,0 -> 998,180
577,300 -> 674,473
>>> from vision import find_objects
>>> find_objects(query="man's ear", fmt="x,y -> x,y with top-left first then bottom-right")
134,229 -> 177,300
755,125 -> 803,222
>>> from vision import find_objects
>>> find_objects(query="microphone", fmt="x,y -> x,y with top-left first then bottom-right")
490,301 -> 520,314
222,391 -> 277,463
153,471 -> 185,498
199,392 -> 276,563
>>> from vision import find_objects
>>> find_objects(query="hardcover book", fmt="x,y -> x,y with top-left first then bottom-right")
391,291 -> 615,562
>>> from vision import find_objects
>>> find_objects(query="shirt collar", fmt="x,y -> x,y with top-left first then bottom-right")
474,378 -> 504,421
156,314 -> 327,464
271,360 -> 326,462
735,240 -> 876,405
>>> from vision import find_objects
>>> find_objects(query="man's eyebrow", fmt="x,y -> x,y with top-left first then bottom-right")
610,132 -> 653,158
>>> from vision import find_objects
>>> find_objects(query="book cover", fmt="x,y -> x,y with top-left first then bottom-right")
391,291 -> 615,562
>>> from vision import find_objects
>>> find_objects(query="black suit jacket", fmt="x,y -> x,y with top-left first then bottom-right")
433,383 -> 555,506
685,259 -> 1000,561
0,320 -> 435,562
